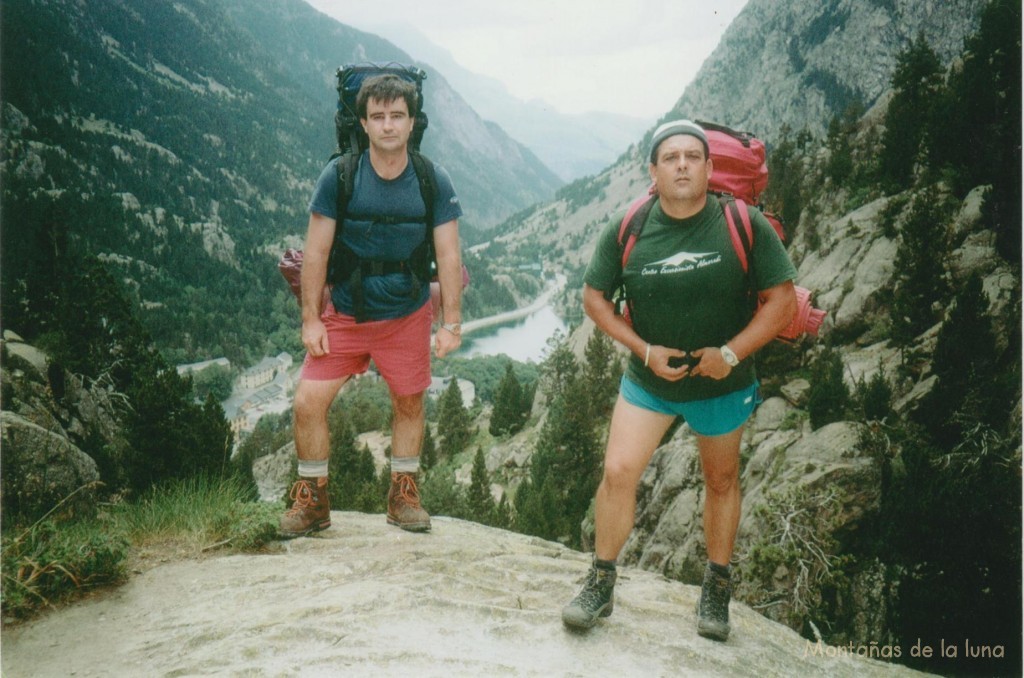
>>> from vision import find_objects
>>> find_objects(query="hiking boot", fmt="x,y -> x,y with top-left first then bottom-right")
697,563 -> 731,641
278,477 -> 331,538
387,472 -> 431,532
561,564 -> 616,630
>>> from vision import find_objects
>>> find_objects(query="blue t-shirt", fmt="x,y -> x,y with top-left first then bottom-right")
308,150 -> 462,320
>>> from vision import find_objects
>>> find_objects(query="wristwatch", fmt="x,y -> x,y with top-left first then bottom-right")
441,322 -> 462,336
720,344 -> 739,367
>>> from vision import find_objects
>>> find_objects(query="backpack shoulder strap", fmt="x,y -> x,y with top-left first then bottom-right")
718,194 -> 753,273
409,151 -> 437,229
618,192 -> 658,269
335,151 -> 359,224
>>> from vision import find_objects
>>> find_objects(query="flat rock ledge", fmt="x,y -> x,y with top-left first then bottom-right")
2,512 -> 928,677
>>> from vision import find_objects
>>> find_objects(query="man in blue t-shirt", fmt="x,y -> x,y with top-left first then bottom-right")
279,74 -> 464,538
561,120 -> 797,641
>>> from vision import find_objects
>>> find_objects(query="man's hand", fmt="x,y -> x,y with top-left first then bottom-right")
302,318 -> 330,357
434,326 -> 461,358
688,347 -> 732,380
646,345 -> 692,382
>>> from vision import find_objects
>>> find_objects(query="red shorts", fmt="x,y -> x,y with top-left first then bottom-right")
300,300 -> 432,396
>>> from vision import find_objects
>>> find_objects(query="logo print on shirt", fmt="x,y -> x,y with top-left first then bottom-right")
641,250 -> 723,276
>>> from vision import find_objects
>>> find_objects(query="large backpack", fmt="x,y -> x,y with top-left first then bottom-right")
280,63 -> 463,322
611,121 -> 825,343
334,62 -> 429,158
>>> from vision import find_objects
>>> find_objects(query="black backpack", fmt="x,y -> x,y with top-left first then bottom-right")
327,63 -> 439,322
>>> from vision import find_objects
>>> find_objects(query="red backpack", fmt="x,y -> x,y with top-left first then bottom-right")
613,121 -> 825,343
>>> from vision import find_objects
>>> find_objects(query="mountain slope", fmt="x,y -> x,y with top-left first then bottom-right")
676,0 -> 988,140
0,0 -> 560,363
219,0 -> 563,228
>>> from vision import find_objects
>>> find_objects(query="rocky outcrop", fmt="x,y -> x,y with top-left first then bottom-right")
1,512 -> 926,677
1,332 -> 127,521
678,0 -> 988,141
0,411 -> 101,521
252,443 -> 295,503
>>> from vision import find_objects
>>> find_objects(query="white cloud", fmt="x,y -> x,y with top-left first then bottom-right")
304,0 -> 748,118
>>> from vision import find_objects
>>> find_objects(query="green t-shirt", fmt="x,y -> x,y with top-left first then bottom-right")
584,197 -> 797,402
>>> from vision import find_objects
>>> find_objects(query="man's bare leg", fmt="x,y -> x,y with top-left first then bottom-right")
594,395 -> 677,561
386,389 -> 430,531
279,376 -> 348,538
696,427 -> 743,566
564,395 -> 675,629
293,376 -> 349,462
390,390 -> 425,460
695,425 -> 744,642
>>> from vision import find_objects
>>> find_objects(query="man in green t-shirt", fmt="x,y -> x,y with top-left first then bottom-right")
562,120 -> 797,641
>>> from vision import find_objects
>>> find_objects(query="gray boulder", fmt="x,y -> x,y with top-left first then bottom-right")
1,411 -> 101,521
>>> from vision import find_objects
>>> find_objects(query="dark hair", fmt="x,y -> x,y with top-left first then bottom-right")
356,74 -> 419,119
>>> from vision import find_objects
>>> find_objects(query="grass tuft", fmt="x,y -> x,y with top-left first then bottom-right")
2,475 -> 280,621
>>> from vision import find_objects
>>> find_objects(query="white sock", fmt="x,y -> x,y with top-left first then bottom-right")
391,456 -> 420,474
298,459 -> 328,478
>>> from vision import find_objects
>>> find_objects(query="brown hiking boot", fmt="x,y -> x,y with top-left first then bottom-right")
387,472 -> 431,532
278,477 -> 331,538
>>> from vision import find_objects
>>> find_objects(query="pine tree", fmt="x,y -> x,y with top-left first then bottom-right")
490,362 -> 528,436
493,494 -> 512,530
807,345 -> 850,430
527,371 -> 601,548
513,475 -> 562,542
420,423 -> 437,471
855,363 -> 893,423
915,273 -> 1001,447
824,103 -> 864,185
763,125 -> 813,238
352,445 -> 382,512
582,329 -> 622,416
327,412 -> 361,509
879,33 -> 943,190
437,378 -> 471,458
467,447 -> 496,524
539,332 -> 578,402
890,188 -> 952,346
927,0 -> 1021,261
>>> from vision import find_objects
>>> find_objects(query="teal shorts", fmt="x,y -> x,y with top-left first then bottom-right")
620,376 -> 761,437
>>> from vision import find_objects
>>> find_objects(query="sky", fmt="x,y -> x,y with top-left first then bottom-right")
303,0 -> 750,119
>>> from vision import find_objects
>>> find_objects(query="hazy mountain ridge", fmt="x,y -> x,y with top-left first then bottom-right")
367,21 -> 653,182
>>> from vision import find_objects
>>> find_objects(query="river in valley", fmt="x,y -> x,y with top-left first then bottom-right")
457,304 -> 566,363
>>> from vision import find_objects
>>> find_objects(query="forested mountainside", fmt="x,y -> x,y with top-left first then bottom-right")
1,0 -> 560,365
